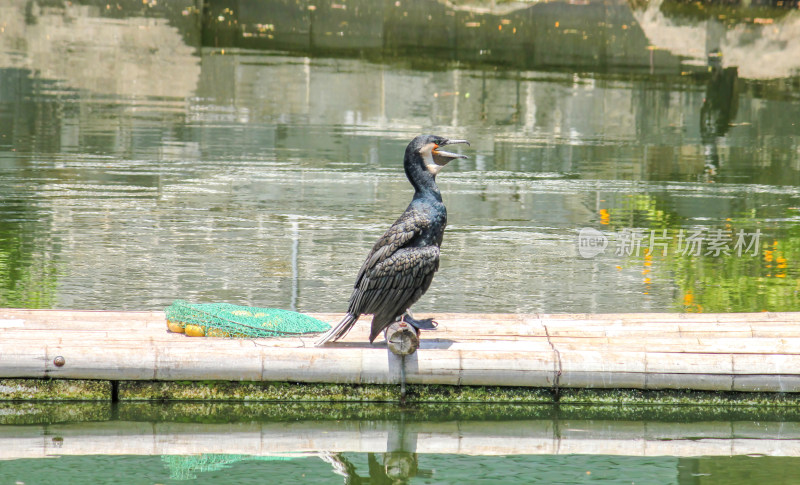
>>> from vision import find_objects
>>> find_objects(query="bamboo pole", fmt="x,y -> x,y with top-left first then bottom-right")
2,309 -> 800,392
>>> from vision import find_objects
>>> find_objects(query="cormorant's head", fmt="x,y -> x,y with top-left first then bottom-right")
406,135 -> 470,176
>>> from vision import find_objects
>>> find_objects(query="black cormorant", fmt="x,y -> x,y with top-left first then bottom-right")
315,135 -> 470,346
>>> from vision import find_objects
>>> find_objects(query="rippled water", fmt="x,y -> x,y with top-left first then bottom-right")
1,0 -> 800,482
2,0 -> 798,314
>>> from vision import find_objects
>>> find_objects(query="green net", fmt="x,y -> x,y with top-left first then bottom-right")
165,300 -> 331,338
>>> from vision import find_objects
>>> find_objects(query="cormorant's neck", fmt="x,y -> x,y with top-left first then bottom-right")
413,177 -> 442,202
406,156 -> 442,202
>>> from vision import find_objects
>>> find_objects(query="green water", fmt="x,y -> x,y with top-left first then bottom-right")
1,0 -> 800,482
3,453 -> 798,484
2,402 -> 800,484
0,454 -> 705,484
0,454 -> 683,484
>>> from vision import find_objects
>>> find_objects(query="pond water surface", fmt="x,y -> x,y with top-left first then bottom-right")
4,402 -> 800,484
1,0 -> 797,315
1,0 -> 800,482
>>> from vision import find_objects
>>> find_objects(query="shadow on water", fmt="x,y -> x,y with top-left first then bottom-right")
202,0 -> 800,77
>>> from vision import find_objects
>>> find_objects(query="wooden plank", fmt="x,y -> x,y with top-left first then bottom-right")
3,309 -> 800,392
11,331 -> 800,359
646,373 -> 734,391
7,310 -> 800,339
549,337 -> 800,354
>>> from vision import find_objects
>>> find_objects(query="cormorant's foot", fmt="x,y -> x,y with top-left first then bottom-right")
401,314 -> 438,330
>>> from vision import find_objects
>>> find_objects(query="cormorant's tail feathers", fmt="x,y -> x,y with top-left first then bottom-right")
314,313 -> 359,346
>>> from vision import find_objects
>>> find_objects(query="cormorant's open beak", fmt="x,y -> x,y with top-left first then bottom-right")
432,139 -> 470,166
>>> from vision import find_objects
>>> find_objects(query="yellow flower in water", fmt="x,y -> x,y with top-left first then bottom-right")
683,291 -> 703,313
599,209 -> 610,225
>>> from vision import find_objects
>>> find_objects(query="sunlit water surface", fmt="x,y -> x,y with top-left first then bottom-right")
1,0 -> 799,314
1,0 -> 800,483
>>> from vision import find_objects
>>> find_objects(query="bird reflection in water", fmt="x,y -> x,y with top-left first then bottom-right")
320,418 -> 431,483
322,451 -> 431,484
700,49 -> 739,181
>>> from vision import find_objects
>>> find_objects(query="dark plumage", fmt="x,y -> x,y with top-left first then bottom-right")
315,135 -> 469,345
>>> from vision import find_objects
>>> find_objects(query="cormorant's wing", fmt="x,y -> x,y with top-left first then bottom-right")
351,245 -> 439,314
363,246 -> 440,342
351,208 -> 429,294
